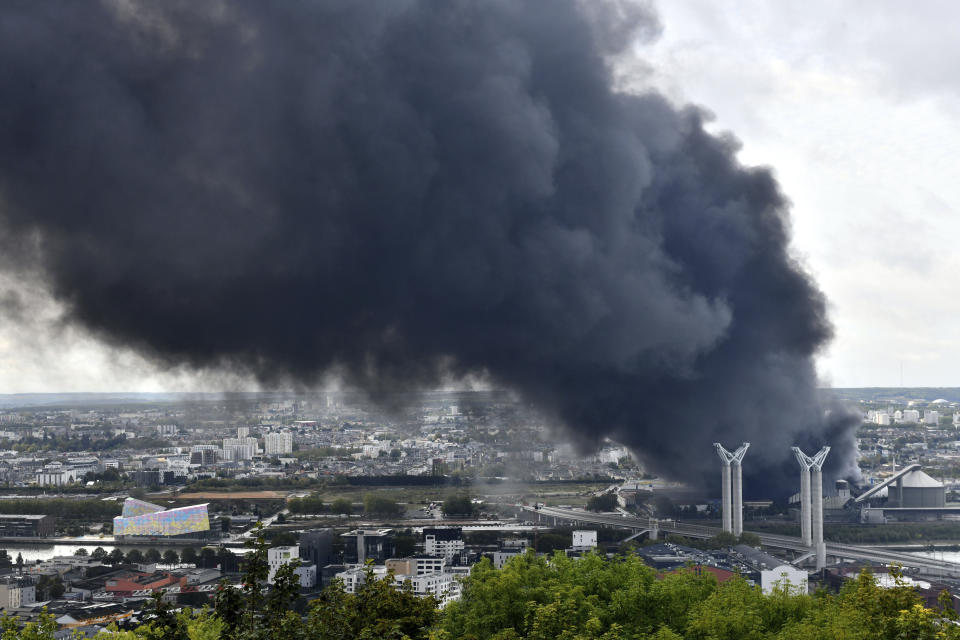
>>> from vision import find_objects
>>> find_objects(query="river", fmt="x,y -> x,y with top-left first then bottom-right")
0,537 -> 205,562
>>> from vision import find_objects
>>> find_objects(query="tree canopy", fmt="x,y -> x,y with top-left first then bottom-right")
586,493 -> 618,512
0,540 -> 957,640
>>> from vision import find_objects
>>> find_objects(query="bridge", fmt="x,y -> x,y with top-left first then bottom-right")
522,505 -> 960,579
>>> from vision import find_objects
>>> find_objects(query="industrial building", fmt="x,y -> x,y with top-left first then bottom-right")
0,514 -> 56,537
856,464 -> 954,521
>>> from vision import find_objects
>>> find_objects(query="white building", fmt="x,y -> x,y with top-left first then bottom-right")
222,436 -> 259,461
386,556 -> 445,576
925,410 -> 940,425
874,413 -> 890,426
265,432 -> 293,456
0,576 -> 35,610
35,462 -> 91,486
406,572 -> 461,606
902,409 -> 920,423
335,566 -> 460,606
237,426 -> 249,439
572,530 -> 598,551
156,424 -> 178,436
760,565 -> 808,595
267,545 -> 315,587
424,529 -> 464,561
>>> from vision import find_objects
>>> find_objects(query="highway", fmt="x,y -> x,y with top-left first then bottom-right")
522,505 -> 960,578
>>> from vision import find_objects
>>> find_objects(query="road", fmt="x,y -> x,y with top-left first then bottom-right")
523,505 -> 960,578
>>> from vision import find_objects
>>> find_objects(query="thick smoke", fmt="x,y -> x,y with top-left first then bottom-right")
0,0 -> 857,494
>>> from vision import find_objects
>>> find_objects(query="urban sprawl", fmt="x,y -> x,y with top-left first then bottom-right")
0,389 -> 956,633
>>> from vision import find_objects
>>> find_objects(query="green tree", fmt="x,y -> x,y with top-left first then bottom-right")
107,548 -> 125,564
181,546 -> 198,565
305,565 -> 438,640
706,531 -> 739,549
330,498 -> 353,515
91,547 -> 108,561
442,493 -> 476,517
145,548 -> 162,563
125,549 -> 144,564
0,608 -> 57,639
586,493 -> 618,512
738,532 -> 762,547
199,547 -> 218,568
362,494 -> 404,518
74,547 -> 88,557
163,549 -> 180,566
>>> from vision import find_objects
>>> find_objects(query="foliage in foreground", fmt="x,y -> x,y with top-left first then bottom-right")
439,552 -> 960,640
2,541 -> 960,639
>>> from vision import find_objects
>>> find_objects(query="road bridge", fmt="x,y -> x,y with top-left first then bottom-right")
522,505 -> 960,579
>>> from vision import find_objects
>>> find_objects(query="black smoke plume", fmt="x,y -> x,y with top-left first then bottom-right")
0,0 -> 858,494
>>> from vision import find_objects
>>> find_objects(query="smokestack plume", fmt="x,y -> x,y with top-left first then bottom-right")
0,0 -> 858,493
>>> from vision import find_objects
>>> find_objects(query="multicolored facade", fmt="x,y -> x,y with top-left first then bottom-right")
113,499 -> 210,539
121,498 -> 165,518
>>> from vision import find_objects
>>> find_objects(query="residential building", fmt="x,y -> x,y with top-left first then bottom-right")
265,432 -> 293,456
423,528 -> 464,561
0,576 -> 35,610
386,556 -> 445,576
342,529 -> 395,564
268,545 -> 315,588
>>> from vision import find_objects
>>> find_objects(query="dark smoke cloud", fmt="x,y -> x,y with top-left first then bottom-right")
0,0 -> 857,494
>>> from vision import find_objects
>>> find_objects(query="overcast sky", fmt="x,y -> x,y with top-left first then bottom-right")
0,0 -> 957,392
638,0 -> 960,388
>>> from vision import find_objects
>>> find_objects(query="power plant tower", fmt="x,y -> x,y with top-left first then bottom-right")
792,445 -> 831,570
714,442 -> 749,535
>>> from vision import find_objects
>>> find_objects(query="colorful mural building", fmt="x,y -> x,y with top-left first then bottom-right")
113,498 -> 212,540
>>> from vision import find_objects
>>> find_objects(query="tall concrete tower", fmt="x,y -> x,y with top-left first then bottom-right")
811,446 -> 830,570
715,443 -> 749,535
714,444 -> 733,533
792,445 -> 831,570
791,448 -> 814,547
731,443 -> 750,536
